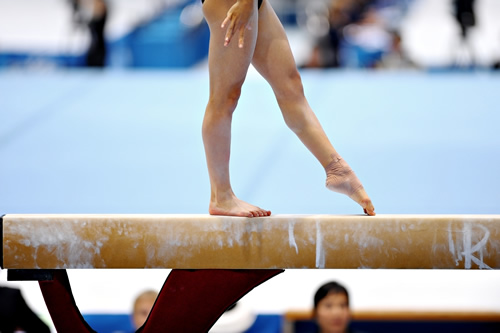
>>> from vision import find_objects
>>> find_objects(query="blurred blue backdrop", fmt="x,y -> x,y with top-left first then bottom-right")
1,69 -> 499,215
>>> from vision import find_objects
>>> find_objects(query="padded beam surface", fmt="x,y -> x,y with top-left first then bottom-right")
2,214 -> 500,269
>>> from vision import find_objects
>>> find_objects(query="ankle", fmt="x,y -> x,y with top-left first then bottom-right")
210,190 -> 235,204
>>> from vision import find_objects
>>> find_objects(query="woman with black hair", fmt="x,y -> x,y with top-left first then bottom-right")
314,281 -> 363,333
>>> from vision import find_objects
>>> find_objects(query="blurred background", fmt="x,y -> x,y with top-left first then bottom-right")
1,0 -> 500,332
0,0 -> 499,70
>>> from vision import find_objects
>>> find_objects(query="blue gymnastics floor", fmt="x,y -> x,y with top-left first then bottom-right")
1,68 -> 499,215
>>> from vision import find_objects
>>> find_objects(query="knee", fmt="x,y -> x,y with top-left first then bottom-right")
275,70 -> 310,132
206,83 -> 243,117
225,84 -> 243,111
275,69 -> 305,102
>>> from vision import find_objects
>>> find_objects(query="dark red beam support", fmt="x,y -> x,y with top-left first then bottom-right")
140,269 -> 284,332
9,268 -> 283,332
38,270 -> 96,333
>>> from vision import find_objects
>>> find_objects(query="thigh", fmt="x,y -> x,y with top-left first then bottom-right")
203,0 -> 259,94
251,0 -> 299,87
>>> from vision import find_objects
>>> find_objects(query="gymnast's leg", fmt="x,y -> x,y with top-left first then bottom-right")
201,0 -> 270,217
251,0 -> 375,215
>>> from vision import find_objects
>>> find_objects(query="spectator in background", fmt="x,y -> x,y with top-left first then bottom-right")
453,0 -> 476,40
132,289 -> 158,330
314,281 -> 364,333
375,30 -> 415,69
0,285 -> 51,333
303,0 -> 373,68
303,0 -> 413,69
494,52 -> 500,69
452,0 -> 476,67
342,6 -> 393,68
69,0 -> 108,67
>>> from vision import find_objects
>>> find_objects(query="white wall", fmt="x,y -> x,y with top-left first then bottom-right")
401,0 -> 500,66
0,0 -> 183,53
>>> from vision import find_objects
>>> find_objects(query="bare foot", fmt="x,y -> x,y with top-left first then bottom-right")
325,155 -> 376,216
209,195 -> 271,217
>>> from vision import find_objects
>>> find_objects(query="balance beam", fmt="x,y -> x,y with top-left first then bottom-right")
2,214 -> 500,269
2,214 -> 499,332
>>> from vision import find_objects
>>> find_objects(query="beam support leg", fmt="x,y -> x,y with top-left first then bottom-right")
140,269 -> 284,332
9,269 -> 283,332
38,270 -> 96,333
